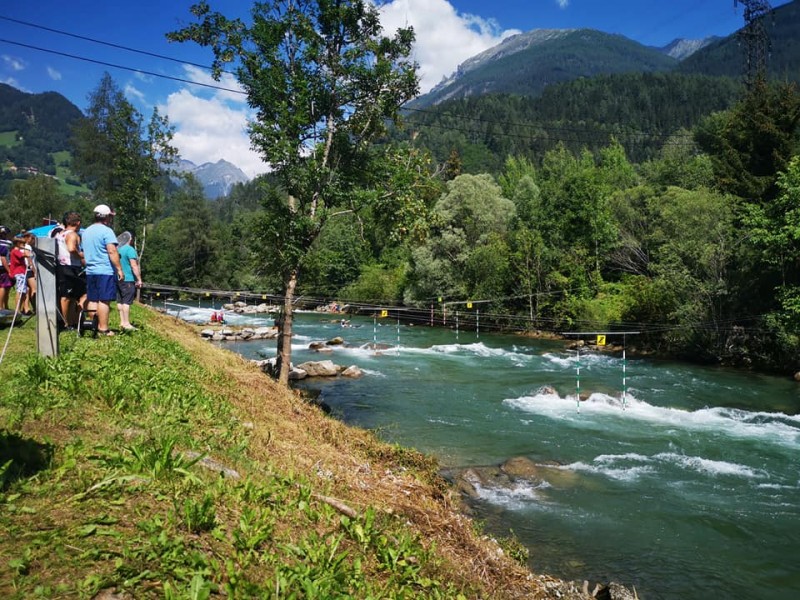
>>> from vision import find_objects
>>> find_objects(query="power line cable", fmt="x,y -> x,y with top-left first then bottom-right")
0,14 -> 224,73
0,38 -> 245,95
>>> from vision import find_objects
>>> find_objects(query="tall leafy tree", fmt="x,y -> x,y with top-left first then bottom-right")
170,0 -> 420,384
0,175 -> 65,232
406,173 -> 515,303
71,73 -> 177,257
146,177 -> 218,287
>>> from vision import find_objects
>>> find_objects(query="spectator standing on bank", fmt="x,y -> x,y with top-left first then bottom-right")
82,204 -> 123,336
9,235 -> 31,314
23,232 -> 37,315
0,225 -> 12,310
116,231 -> 141,332
55,212 -> 86,328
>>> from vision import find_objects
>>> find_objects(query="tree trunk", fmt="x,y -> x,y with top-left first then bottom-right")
276,269 -> 298,386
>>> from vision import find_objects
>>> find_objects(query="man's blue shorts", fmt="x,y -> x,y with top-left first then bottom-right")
86,274 -> 117,302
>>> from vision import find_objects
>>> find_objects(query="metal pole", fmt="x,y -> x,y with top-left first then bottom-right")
455,311 -> 459,340
622,335 -> 627,410
476,308 -> 480,339
396,316 -> 400,356
576,345 -> 581,413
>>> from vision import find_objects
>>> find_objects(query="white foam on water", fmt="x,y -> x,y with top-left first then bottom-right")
652,453 -> 768,479
402,342 -> 532,365
360,368 -> 385,378
471,479 -> 552,510
756,482 -> 797,490
504,390 -> 800,449
542,351 -> 614,369
556,452 -> 765,483
558,460 -> 655,482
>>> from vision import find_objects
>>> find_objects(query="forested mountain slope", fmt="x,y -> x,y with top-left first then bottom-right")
415,29 -> 678,107
0,83 -> 83,174
400,72 -> 742,172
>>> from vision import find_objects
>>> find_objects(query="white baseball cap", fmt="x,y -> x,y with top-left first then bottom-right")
93,204 -> 116,216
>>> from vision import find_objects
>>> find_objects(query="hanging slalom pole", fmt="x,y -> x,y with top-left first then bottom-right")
575,344 -> 581,413
562,331 -> 640,412
396,315 -> 400,356
476,308 -> 480,339
622,335 -> 628,410
373,312 -> 378,354
455,311 -> 459,340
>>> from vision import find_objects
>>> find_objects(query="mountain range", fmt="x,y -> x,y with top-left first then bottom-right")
414,0 -> 799,107
173,158 -> 250,200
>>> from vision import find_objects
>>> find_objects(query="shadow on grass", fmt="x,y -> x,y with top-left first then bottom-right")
0,430 -> 54,491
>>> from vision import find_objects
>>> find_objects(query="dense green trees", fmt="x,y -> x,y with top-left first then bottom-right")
0,176 -> 67,233
71,73 -> 177,257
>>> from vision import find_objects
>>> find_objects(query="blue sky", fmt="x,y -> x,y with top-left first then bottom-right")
1,0 -> 791,175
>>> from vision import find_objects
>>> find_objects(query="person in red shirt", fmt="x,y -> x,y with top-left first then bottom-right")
9,235 -> 31,315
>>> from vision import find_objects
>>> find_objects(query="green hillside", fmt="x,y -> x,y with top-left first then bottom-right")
0,83 -> 84,176
401,72 -> 742,171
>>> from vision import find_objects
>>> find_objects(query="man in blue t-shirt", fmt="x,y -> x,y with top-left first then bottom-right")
82,204 -> 123,336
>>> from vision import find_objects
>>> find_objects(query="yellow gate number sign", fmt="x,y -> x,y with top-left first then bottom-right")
467,302 -> 473,309
596,335 -> 606,346
380,310 -> 388,317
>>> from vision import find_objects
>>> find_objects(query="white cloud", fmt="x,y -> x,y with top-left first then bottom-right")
181,64 -> 247,104
378,0 -> 520,93
46,66 -> 62,81
124,83 -> 146,103
160,89 -> 267,179
2,54 -> 27,72
557,0 -> 570,8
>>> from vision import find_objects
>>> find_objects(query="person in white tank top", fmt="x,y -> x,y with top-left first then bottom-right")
56,212 -> 86,328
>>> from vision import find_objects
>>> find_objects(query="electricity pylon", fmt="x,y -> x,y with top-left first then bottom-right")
734,0 -> 773,87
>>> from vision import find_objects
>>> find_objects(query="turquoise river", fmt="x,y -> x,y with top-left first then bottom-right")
169,305 -> 800,599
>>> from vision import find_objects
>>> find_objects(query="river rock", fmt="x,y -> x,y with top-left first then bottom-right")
309,341 -> 333,352
288,368 -> 307,380
794,372 -> 800,382
200,328 -> 215,338
296,360 -> 342,377
327,336 -> 345,346
500,456 -> 542,479
341,365 -> 363,378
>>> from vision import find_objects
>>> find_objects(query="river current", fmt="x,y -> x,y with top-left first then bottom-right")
169,305 -> 800,599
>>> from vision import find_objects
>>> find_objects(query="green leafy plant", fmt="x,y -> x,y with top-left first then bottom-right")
181,493 -> 217,533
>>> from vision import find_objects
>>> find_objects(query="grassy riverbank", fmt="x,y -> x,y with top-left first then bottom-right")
0,304 -> 592,599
